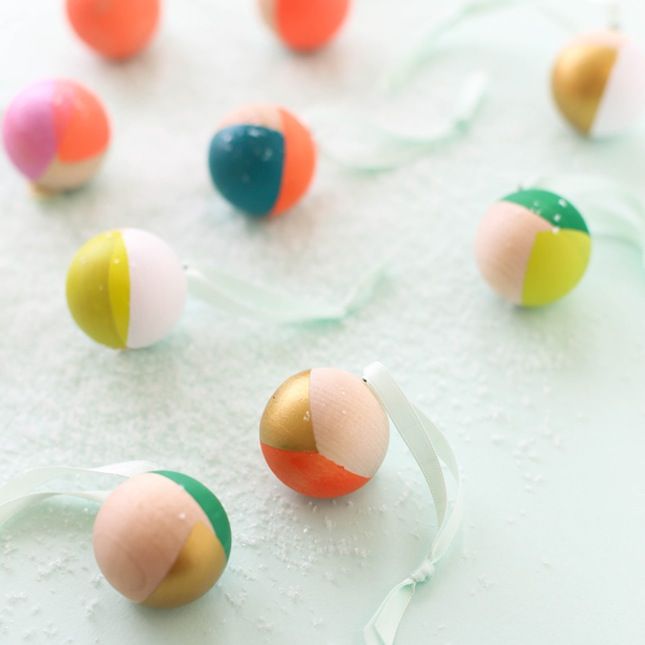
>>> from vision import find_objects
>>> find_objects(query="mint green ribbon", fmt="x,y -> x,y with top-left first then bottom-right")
310,73 -> 487,173
380,0 -> 576,94
185,262 -> 387,324
362,363 -> 463,645
0,461 -> 157,525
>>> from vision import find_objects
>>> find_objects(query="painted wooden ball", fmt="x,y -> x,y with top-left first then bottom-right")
93,471 -> 231,608
475,188 -> 591,307
66,0 -> 160,60
258,0 -> 351,52
551,30 -> 645,137
260,368 -> 390,498
2,79 -> 110,192
208,104 -> 316,218
66,229 -> 187,349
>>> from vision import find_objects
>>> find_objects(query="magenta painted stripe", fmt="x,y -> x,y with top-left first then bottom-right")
2,80 -> 57,180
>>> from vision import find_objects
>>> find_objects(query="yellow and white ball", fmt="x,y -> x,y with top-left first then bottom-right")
551,30 -> 645,137
93,471 -> 231,608
66,229 -> 186,349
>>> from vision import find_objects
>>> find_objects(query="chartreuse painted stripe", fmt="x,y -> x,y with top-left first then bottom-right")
108,233 -> 130,345
522,229 -> 591,306
502,189 -> 589,234
154,471 -> 232,559
66,231 -> 130,349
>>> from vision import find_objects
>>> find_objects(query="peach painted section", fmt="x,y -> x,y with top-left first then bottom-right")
565,30 -> 625,50
271,107 -> 316,215
475,201 -> 552,305
261,442 -> 370,498
309,368 -> 389,478
92,473 -> 214,603
35,153 -> 105,192
218,104 -> 283,132
258,0 -> 276,30
52,81 -> 110,162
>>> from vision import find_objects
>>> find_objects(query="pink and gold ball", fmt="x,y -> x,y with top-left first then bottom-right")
2,79 -> 110,193
260,368 -> 390,498
93,471 -> 231,608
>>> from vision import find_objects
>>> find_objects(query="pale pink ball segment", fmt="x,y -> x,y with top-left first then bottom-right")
260,368 -> 390,498
258,0 -> 351,52
2,79 -> 110,192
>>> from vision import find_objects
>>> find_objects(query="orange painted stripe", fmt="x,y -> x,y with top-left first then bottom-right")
53,82 -> 110,162
271,108 -> 316,215
275,0 -> 350,51
261,442 -> 369,498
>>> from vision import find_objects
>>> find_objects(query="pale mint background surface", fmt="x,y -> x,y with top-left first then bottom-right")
1,1 -> 645,643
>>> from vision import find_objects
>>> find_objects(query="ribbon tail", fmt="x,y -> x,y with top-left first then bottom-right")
0,461 -> 157,525
0,490 -> 109,525
185,264 -> 387,325
363,578 -> 418,645
0,461 -> 157,502
361,363 -> 463,644
319,72 -> 487,173
382,0 -> 519,93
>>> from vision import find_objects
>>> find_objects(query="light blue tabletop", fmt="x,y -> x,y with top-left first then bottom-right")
1,1 -> 644,643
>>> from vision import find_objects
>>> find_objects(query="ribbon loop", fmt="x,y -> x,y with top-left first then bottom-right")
362,363 -> 462,645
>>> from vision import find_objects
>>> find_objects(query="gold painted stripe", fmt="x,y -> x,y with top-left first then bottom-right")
552,41 -> 618,134
143,522 -> 227,608
260,370 -> 318,451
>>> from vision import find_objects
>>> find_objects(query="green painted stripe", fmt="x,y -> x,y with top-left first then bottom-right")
502,188 -> 589,234
153,471 -> 232,559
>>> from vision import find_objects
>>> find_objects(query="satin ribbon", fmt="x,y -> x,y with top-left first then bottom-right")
184,262 -> 388,325
362,363 -> 463,645
310,73 -> 487,173
380,0 -> 584,94
0,461 -> 157,525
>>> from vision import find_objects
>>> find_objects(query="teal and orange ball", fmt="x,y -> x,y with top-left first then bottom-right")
475,188 -> 591,307
93,471 -> 231,608
260,368 -> 390,498
208,104 -> 316,218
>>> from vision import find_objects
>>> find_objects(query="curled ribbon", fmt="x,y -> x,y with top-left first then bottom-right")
0,461 -> 158,525
184,261 -> 388,325
309,73 -> 488,173
362,363 -> 463,645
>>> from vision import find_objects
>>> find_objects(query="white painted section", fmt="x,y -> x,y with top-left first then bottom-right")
123,228 -> 187,348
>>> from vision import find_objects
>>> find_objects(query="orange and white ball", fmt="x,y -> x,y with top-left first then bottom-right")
551,30 -> 645,137
93,471 -> 231,608
260,368 -> 390,498
258,0 -> 351,52
2,79 -> 110,192
66,0 -> 160,60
